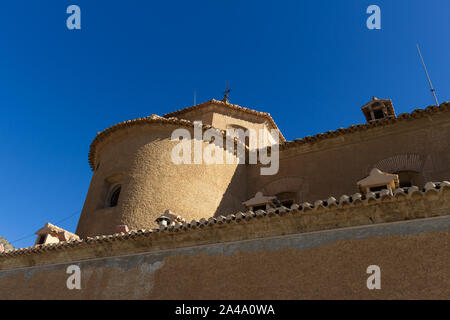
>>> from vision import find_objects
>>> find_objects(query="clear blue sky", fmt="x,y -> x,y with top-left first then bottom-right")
0,0 -> 448,248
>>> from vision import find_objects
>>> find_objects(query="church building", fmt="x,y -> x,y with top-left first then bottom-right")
1,96 -> 449,299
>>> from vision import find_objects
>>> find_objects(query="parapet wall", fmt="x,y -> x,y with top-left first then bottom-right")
0,217 -> 448,299
0,182 -> 449,299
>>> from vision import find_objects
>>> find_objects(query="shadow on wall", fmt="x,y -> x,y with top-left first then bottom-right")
213,164 -> 248,218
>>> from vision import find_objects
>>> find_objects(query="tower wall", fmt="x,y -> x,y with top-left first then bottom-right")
76,122 -> 247,238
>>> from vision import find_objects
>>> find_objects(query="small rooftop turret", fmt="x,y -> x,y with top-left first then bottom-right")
357,168 -> 399,195
361,97 -> 396,123
35,222 -> 79,246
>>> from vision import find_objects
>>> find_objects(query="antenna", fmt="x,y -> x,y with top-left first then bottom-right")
416,44 -> 439,105
194,90 -> 196,105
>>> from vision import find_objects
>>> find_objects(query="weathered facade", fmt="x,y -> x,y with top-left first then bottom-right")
76,98 -> 450,237
0,97 -> 449,299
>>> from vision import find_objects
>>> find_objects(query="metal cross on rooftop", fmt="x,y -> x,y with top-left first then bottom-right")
222,81 -> 231,103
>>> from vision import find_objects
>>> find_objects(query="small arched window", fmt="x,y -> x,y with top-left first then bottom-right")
109,185 -> 121,207
37,235 -> 47,245
227,124 -> 249,148
394,171 -> 420,188
276,192 -> 296,208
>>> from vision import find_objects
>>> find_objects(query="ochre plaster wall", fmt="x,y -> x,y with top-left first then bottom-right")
250,111 -> 450,203
0,216 -> 448,300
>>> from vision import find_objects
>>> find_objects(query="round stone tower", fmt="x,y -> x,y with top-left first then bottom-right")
75,116 -> 248,238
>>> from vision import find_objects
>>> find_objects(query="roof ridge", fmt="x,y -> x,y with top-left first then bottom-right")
163,99 -> 272,117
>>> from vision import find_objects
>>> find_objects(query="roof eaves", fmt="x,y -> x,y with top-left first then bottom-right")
280,102 -> 449,151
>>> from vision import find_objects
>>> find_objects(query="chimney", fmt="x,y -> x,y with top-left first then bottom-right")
155,210 -> 184,228
361,98 -> 396,123
357,168 -> 399,195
